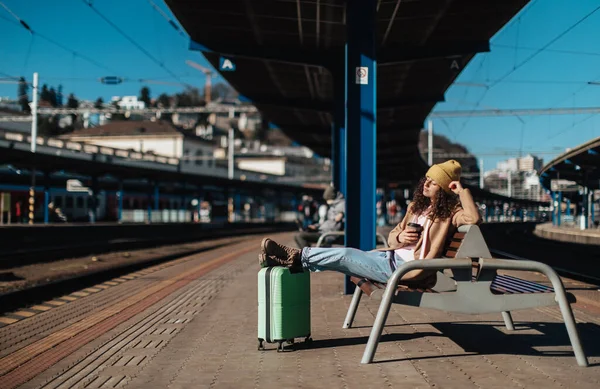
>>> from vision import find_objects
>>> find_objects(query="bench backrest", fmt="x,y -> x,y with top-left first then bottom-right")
436,224 -> 491,285
443,225 -> 491,259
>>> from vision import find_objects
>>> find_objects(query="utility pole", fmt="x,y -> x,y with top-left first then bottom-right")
29,72 -> 39,224
31,73 -> 38,153
507,172 -> 512,198
427,120 -> 433,166
479,159 -> 484,189
228,128 -> 234,180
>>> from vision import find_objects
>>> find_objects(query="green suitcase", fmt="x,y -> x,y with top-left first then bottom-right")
258,266 -> 311,351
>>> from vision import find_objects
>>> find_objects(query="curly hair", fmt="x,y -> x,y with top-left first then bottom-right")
410,177 -> 459,221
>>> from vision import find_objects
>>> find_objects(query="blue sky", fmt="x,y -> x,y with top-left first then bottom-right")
1,0 -> 600,170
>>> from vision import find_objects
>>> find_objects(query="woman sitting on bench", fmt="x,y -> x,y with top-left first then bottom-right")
259,160 -> 481,286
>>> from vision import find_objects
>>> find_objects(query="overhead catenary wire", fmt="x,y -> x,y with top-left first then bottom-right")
488,4 -> 600,90
452,4 -> 600,139
146,0 -> 185,37
0,13 -> 119,74
0,1 -> 32,33
80,0 -> 190,87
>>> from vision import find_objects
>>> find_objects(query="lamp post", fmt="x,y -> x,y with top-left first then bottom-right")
28,72 -> 39,224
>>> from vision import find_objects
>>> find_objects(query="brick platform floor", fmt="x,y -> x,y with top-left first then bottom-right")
18,234 -> 600,389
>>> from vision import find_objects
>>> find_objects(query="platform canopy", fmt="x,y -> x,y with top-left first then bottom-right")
540,136 -> 600,191
166,0 -> 529,184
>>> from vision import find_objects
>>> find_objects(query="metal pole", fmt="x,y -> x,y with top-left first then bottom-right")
228,128 -> 234,179
479,159 -> 484,189
29,72 -> 39,225
118,180 -> 123,223
507,172 -> 512,197
427,119 -> 433,166
31,72 -> 38,153
43,189 -> 49,224
346,0 -> 377,294
557,191 -> 562,227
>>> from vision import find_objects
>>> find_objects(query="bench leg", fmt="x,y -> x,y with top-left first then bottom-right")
555,293 -> 589,367
502,311 -> 515,331
361,282 -> 396,364
343,287 -> 363,329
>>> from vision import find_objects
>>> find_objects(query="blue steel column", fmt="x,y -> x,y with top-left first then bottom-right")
117,180 -> 123,223
147,182 -> 152,223
557,192 -> 562,227
154,183 -> 160,211
345,0 -> 377,294
43,173 -> 50,224
43,190 -> 49,224
332,49 -> 347,195
551,192 -> 555,225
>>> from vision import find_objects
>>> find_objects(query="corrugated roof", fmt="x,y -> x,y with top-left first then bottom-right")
540,136 -> 600,190
166,0 -> 528,185
66,120 -> 180,138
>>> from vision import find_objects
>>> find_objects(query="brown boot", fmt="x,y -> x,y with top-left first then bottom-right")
260,238 -> 301,267
258,253 -> 281,268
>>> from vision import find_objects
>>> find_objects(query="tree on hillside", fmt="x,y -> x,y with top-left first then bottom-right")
17,77 -> 30,113
139,86 -> 151,107
49,87 -> 58,107
67,94 -> 79,129
40,84 -> 51,103
94,97 -> 104,109
175,86 -> 203,107
57,85 -> 63,106
67,93 -> 79,108
157,93 -> 170,108
211,82 -> 238,101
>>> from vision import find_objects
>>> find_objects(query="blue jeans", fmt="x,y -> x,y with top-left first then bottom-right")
301,247 -> 403,283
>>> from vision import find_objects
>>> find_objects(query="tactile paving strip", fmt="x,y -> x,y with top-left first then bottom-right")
0,243 -> 256,389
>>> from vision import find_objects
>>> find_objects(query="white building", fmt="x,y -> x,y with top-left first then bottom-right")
518,154 -> 543,172
497,158 -> 518,172
111,96 -> 146,110
496,155 -> 543,173
64,120 -> 218,175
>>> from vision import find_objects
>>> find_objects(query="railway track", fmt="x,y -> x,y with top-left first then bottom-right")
0,223 -> 294,269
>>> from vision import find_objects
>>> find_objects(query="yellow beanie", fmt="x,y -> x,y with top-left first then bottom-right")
426,160 -> 462,193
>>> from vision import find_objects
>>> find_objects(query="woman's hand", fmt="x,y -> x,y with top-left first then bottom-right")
449,180 -> 464,195
397,228 -> 419,245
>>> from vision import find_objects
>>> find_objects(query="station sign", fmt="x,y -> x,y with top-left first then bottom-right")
219,57 -> 236,71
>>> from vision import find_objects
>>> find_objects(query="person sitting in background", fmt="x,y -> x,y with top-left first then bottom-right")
260,160 -> 481,288
294,185 -> 345,248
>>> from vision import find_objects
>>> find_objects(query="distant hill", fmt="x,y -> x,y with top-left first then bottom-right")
418,130 -> 480,186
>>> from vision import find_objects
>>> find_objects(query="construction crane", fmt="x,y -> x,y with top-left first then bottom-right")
185,60 -> 215,103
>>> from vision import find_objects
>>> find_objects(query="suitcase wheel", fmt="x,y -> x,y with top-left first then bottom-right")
258,339 -> 264,351
276,341 -> 285,352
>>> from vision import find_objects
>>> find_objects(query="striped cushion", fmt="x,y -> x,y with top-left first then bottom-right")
490,274 -> 554,294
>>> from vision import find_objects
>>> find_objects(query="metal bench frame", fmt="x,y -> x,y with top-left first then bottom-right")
342,225 -> 589,367
316,231 -> 389,248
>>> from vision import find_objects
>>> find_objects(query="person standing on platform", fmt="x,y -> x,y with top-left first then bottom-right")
294,186 -> 345,248
260,160 -> 481,288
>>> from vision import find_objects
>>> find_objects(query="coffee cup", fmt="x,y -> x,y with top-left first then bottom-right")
407,222 -> 423,238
